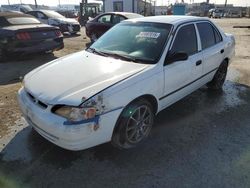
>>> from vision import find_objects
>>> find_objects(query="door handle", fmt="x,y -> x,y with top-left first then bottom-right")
196,60 -> 202,66
220,49 -> 224,54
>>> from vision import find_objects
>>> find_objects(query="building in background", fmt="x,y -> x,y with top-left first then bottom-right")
101,0 -> 155,16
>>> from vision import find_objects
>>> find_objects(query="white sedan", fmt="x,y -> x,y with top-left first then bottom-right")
18,16 -> 235,150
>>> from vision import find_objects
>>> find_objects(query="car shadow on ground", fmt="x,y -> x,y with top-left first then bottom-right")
0,53 -> 57,85
1,81 -> 250,187
63,33 -> 81,39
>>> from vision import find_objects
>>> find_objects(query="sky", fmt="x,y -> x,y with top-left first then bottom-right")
0,0 -> 249,7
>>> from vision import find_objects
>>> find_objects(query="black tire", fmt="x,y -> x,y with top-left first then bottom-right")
0,48 -> 6,62
70,31 -> 77,35
112,99 -> 155,149
207,60 -> 228,90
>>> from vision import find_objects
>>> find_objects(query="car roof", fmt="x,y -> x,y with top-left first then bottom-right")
125,15 -> 210,25
27,10 -> 55,13
102,12 -> 142,16
0,12 -> 31,18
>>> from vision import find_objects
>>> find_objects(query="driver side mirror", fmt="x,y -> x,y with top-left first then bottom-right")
165,51 -> 188,65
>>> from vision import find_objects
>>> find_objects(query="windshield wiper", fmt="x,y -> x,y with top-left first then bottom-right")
104,52 -> 155,64
87,48 -> 155,64
87,47 -> 109,57
102,52 -> 135,62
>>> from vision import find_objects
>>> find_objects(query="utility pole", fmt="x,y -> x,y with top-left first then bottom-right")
8,0 -> 10,5
224,0 -> 227,7
34,0 -> 37,8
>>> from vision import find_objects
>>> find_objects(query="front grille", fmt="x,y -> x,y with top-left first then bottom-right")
26,91 -> 48,109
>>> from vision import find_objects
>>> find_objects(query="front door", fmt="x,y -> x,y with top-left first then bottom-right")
160,23 -> 203,109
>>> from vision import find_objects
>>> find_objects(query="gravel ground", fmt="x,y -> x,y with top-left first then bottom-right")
0,19 -> 250,188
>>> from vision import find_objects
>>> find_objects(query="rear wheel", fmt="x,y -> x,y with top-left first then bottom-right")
112,99 -> 155,149
207,60 -> 228,90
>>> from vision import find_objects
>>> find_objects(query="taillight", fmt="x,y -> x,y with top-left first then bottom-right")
55,30 -> 62,37
16,32 -> 31,40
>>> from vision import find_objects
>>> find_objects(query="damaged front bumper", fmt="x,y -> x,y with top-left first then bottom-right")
17,87 -> 123,151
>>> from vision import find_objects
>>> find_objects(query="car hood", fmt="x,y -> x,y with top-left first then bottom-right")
24,51 -> 148,106
53,17 -> 79,24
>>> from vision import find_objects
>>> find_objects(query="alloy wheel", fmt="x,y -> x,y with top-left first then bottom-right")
125,105 -> 153,144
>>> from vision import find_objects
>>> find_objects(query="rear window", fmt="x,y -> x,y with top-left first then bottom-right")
197,22 -> 222,50
7,17 -> 41,25
197,22 -> 216,49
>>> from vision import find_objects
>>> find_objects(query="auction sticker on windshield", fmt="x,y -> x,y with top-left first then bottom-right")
136,32 -> 161,39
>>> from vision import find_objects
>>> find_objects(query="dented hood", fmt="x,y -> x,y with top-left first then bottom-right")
24,51 -> 148,106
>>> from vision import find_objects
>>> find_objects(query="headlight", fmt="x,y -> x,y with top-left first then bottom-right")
52,94 -> 105,122
53,105 -> 97,122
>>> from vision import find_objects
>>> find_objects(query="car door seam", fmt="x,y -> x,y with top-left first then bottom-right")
159,67 -> 218,100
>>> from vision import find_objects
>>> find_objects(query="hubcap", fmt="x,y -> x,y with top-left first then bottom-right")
125,105 -> 153,144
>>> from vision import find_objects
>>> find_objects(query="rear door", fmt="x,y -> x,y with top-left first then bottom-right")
161,23 -> 203,108
196,22 -> 224,80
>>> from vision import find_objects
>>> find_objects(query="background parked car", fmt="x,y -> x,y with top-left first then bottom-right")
1,4 -> 33,13
26,10 -> 81,35
224,10 -> 242,18
0,12 -> 64,62
212,9 -> 224,18
85,12 -> 143,42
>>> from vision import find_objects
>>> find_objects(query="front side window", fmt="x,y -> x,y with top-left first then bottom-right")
112,15 -> 125,24
37,12 -> 46,19
197,22 -> 217,49
28,11 -> 38,17
171,24 -> 197,56
90,22 -> 172,64
98,14 -> 112,24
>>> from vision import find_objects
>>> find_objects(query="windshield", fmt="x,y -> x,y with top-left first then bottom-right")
42,10 -> 65,18
90,22 -> 172,64
7,17 -> 41,25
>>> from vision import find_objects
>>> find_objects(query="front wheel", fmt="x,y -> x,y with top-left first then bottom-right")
207,61 -> 228,90
112,99 -> 155,149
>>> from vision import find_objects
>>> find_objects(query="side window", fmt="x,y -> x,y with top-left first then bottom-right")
214,28 -> 222,43
112,15 -> 125,25
171,24 -> 197,56
28,12 -> 37,18
37,12 -> 46,19
197,22 -> 216,49
98,14 -> 112,24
